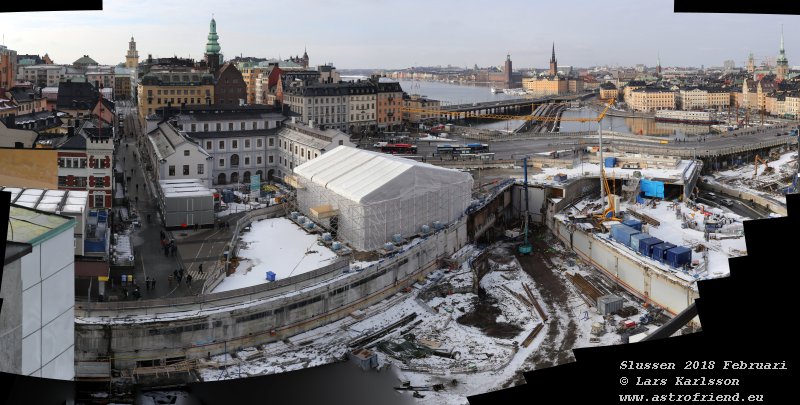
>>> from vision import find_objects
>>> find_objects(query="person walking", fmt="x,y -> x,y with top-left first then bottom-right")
135,184 -> 139,193
145,277 -> 151,290
171,244 -> 177,257
198,263 -> 204,275
186,274 -> 193,287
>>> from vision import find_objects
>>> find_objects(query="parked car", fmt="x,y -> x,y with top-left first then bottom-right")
721,198 -> 734,206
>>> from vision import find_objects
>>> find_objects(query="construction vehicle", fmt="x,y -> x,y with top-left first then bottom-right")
594,166 -> 622,221
753,154 -> 773,179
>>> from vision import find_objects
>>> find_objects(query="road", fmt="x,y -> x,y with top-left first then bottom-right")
696,190 -> 770,219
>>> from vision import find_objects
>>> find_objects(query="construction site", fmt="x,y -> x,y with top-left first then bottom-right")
69,96 -> 798,404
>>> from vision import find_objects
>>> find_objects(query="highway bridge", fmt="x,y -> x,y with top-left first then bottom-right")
427,92 -> 595,119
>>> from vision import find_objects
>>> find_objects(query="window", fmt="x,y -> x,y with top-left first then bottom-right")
184,150 -> 190,156
240,122 -> 246,130
94,177 -> 104,188
268,138 -> 274,146
197,164 -> 204,174
245,139 -> 250,148
169,166 -> 175,176
257,156 -> 262,165
58,176 -> 67,187
204,123 -> 209,132
338,140 -> 344,145
219,159 -> 225,167
183,165 -> 190,175
268,155 -> 274,163
206,141 -> 212,150
191,124 -> 196,132
245,156 -> 250,165
229,123 -> 234,131
232,140 -> 238,149
94,194 -> 104,208
219,140 -> 225,149
257,138 -> 263,148
216,123 -> 222,131
254,121 -> 259,129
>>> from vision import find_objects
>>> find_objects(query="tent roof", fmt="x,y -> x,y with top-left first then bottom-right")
294,146 -> 471,204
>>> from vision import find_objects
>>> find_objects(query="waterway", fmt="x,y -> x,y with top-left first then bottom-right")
392,80 -> 712,137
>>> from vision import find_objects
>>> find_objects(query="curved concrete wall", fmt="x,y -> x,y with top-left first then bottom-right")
75,219 -> 468,370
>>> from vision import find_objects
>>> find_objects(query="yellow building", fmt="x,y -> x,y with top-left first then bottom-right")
240,65 -> 269,105
628,88 -> 675,112
137,70 -> 215,122
678,88 -> 730,111
622,81 -> 647,103
402,94 -> 441,124
522,77 -> 568,96
599,83 -> 618,100
568,78 -> 584,93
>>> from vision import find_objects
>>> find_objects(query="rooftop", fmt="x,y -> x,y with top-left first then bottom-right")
7,204 -> 75,246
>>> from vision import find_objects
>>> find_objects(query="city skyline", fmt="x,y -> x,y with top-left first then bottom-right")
0,0 -> 797,69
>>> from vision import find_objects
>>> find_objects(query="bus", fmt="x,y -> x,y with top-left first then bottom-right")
380,143 -> 418,155
466,143 -> 490,153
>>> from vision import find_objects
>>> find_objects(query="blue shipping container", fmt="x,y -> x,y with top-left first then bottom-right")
266,271 -> 276,282
630,233 -> 651,252
638,237 -> 663,257
665,247 -> 692,268
622,219 -> 642,232
611,224 -> 640,248
651,242 -> 676,263
604,157 -> 617,168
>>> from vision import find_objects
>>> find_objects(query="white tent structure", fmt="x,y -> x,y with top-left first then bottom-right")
293,146 -> 473,251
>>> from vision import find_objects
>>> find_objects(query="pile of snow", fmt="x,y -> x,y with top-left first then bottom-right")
212,218 -> 338,293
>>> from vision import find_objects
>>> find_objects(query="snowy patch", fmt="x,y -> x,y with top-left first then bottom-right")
212,217 -> 338,293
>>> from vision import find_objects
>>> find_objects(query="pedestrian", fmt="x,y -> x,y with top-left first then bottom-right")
177,273 -> 182,283
136,184 -> 139,192
198,263 -> 204,274
186,274 -> 192,286
226,221 -> 230,230
171,244 -> 177,257
152,277 -> 156,290
179,267 -> 185,278
195,223 -> 199,231
145,277 -> 151,290
135,196 -> 139,205
122,287 -> 128,299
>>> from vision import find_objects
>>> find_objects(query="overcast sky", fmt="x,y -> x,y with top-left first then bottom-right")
0,0 -> 796,69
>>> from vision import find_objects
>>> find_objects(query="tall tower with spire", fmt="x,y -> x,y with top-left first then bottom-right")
302,47 -> 309,68
549,43 -> 558,77
776,25 -> 789,80
656,54 -> 662,76
504,53 -> 513,85
747,52 -> 756,74
205,17 -> 222,72
125,36 -> 139,69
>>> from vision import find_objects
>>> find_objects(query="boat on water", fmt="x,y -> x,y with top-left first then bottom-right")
491,87 -> 503,94
654,110 -> 719,125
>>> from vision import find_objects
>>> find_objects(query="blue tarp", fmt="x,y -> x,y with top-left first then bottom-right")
640,179 -> 665,198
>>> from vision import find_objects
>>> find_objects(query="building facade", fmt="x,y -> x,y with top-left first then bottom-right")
137,70 -> 215,120
599,82 -> 618,100
522,77 -> 568,95
0,45 -> 17,91
0,206 -> 75,380
402,94 -> 441,124
277,121 -> 354,176
125,37 -> 139,69
213,62 -> 246,106
346,81 -> 377,133
17,65 -> 66,88
628,87 -> 676,112
144,121 -> 214,187
174,109 -> 285,185
56,121 -> 115,208
371,77 -> 403,131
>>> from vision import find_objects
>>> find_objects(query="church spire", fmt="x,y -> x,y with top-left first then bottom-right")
206,17 -> 221,55
781,24 -> 785,53
551,43 -> 556,63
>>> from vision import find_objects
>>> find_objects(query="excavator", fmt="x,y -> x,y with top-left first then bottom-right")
753,154 -> 773,179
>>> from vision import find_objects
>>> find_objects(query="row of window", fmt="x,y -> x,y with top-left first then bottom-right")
186,121 -> 280,133
149,88 -> 211,97
350,268 -> 389,288
168,164 -> 204,176
203,137 -> 275,151
216,154 -> 273,168
57,176 -> 87,187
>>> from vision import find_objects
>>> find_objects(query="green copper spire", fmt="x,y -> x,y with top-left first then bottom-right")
206,18 -> 221,55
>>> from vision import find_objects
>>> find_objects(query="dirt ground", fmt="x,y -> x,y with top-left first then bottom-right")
502,230 -> 579,387
456,288 -> 523,339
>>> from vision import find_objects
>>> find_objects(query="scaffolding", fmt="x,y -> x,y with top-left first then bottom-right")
294,147 -> 473,251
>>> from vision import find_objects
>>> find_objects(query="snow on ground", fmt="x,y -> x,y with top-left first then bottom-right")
707,148 -> 798,205
631,199 -> 746,278
212,218 -> 338,293
215,201 -> 268,217
418,135 -> 454,142
528,160 -> 695,185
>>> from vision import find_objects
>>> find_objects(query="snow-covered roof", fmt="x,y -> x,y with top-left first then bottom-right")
294,146 -> 472,204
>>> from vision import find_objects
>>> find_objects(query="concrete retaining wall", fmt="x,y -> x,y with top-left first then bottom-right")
75,219 -> 468,370
701,181 -> 787,216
